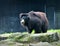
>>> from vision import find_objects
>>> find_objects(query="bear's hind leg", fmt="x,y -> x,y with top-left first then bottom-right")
34,27 -> 41,33
41,26 -> 47,33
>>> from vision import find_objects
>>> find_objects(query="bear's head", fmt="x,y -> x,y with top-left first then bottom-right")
20,13 -> 30,26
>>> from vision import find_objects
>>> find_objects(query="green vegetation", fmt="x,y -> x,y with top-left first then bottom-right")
47,29 -> 60,33
31,29 -> 35,34
31,29 -> 60,34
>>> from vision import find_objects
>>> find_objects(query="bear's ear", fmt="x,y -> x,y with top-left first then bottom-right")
19,13 -> 23,18
29,11 -> 34,13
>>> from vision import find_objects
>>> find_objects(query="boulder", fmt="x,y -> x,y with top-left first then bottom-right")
8,32 -> 59,43
0,32 -> 59,43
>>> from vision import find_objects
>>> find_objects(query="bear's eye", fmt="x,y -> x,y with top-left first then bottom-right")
26,16 -> 30,20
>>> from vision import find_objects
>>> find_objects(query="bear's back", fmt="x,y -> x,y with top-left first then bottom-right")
31,11 -> 49,26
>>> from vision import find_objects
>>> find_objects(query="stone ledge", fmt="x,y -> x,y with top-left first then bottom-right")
0,32 -> 59,43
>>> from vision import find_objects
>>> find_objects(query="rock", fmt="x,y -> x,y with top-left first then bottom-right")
9,32 -> 59,43
0,32 -> 59,43
29,42 -> 54,46
28,32 -> 59,43
0,32 -> 59,46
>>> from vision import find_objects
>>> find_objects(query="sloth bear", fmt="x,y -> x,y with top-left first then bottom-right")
19,11 -> 49,33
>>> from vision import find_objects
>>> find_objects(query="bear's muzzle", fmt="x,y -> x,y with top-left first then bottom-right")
20,19 -> 25,25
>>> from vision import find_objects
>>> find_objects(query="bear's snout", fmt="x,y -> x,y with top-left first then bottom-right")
20,19 -> 25,25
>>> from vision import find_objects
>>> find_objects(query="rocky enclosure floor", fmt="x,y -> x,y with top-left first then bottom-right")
0,32 -> 59,46
0,40 -> 60,46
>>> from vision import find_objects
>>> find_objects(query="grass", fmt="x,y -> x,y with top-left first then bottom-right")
31,29 -> 60,34
47,29 -> 60,33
